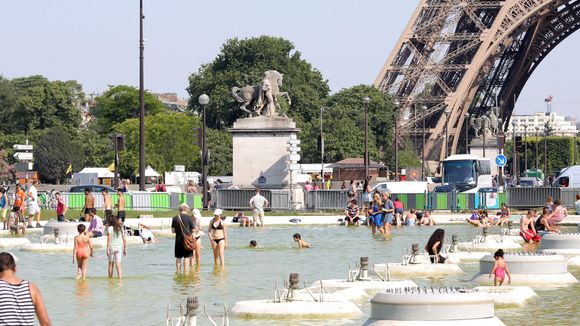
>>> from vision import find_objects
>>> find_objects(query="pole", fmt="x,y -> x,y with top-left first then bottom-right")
524,125 -> 528,174
114,134 -> 119,189
544,124 -> 548,176
202,104 -> 208,209
535,127 -> 539,171
482,120 -> 486,158
320,107 -> 324,186
574,133 -> 577,165
465,113 -> 469,154
138,0 -> 146,191
394,108 -> 399,181
445,116 -> 449,158
512,123 -> 516,180
422,106 -> 427,180
364,104 -> 369,181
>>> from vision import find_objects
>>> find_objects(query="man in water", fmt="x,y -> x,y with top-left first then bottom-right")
520,209 -> 541,243
249,188 -> 269,227
81,188 -> 94,222
116,188 -> 126,223
102,189 -> 113,222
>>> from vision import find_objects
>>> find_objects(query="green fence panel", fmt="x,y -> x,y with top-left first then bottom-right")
110,194 -> 133,210
66,194 -> 86,209
498,192 -> 507,206
436,193 -> 448,210
149,193 -> 170,211
193,195 -> 202,209
415,193 -> 426,210
458,193 -> 468,211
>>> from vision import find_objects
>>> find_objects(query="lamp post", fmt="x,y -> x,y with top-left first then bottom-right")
320,106 -> 325,185
512,122 -> 517,180
498,118 -> 504,188
544,121 -> 550,176
421,105 -> 427,180
535,126 -> 539,171
393,99 -> 400,181
198,94 -> 210,209
363,97 -> 371,181
464,112 -> 470,154
523,124 -> 528,174
138,0 -> 146,190
443,108 -> 452,158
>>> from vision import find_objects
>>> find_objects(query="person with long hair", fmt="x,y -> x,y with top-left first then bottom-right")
369,193 -> 385,235
425,228 -> 446,264
362,177 -> 373,210
106,215 -> 126,279
208,209 -> 228,266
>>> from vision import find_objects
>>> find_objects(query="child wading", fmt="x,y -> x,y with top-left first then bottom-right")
73,224 -> 93,279
489,249 -> 511,286
107,215 -> 127,279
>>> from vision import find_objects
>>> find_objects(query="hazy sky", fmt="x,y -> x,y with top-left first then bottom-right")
1,0 -> 579,117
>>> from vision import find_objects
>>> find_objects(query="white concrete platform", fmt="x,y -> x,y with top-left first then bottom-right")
229,300 -> 362,318
0,228 -> 43,236
0,237 -> 31,249
474,286 -> 537,306
363,317 -> 506,326
373,263 -> 463,277
309,279 -> 417,292
295,287 -> 368,302
445,251 -> 489,264
471,272 -> 578,286
457,235 -> 523,251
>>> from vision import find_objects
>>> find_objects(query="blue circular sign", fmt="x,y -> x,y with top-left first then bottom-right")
495,154 -> 507,167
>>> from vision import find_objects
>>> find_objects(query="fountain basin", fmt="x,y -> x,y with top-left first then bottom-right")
474,286 -> 536,306
229,300 -> 362,318
0,237 -> 31,249
309,279 -> 417,292
374,263 -> 463,277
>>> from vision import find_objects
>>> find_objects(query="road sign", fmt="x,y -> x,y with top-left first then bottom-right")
287,139 -> 301,145
13,152 -> 33,161
497,132 -> 505,149
289,154 -> 301,162
13,144 -> 33,151
495,154 -> 507,167
287,146 -> 301,152
289,163 -> 301,171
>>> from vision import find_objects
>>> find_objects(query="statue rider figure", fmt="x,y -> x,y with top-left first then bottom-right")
257,72 -> 276,117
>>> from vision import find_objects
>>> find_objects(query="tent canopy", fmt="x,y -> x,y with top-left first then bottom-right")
76,167 -> 114,178
136,165 -> 160,178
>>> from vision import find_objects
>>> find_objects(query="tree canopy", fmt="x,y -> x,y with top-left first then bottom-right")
34,128 -> 82,183
91,85 -> 166,134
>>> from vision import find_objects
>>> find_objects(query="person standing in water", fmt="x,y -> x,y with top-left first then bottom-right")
425,228 -> 446,264
489,249 -> 511,286
106,215 -> 127,279
249,188 -> 268,227
81,188 -> 94,222
208,209 -> 228,266
73,224 -> 93,279
171,204 -> 195,272
0,188 -> 8,230
102,189 -> 113,222
0,252 -> 51,326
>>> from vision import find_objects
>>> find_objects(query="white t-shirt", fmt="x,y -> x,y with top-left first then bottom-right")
27,185 -> 38,206
250,194 -> 268,210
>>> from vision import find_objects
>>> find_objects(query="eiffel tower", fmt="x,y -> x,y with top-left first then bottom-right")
375,0 -> 578,168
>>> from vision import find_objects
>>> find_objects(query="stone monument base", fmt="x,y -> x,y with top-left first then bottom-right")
468,137 -> 500,160
230,116 -> 300,189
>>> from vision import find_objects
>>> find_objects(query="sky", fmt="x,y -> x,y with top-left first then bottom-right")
1,0 -> 579,117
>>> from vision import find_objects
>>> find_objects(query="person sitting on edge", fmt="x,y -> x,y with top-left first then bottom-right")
293,233 -> 311,248
0,252 -> 51,326
495,203 -> 510,226
547,200 -> 567,227
419,210 -> 435,226
535,206 -> 558,233
520,209 -> 541,243
405,209 -> 417,226
86,208 -> 104,238
344,199 -> 361,226
249,240 -> 257,248
236,211 -> 252,227
138,223 -> 156,244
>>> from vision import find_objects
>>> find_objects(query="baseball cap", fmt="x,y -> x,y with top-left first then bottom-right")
214,209 -> 223,216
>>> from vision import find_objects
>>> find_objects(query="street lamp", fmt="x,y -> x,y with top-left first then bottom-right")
464,112 -> 470,154
512,122 -> 517,180
363,97 -> 371,181
393,99 -> 400,181
320,107 -> 325,185
198,94 -> 210,209
544,121 -> 550,176
523,124 -> 528,174
421,105 -> 428,180
443,107 -> 452,158
138,0 -> 146,191
535,126 -> 539,172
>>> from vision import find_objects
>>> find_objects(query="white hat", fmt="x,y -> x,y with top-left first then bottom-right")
179,203 -> 190,211
192,209 -> 202,219
214,208 -> 223,216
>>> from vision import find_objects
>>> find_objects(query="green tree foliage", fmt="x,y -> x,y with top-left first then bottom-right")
34,128 -> 82,183
72,129 -> 115,170
4,75 -> 84,135
114,112 -> 202,177
186,36 -> 329,128
505,136 -> 577,176
91,85 -> 166,134
0,150 -> 15,181
206,128 -> 232,176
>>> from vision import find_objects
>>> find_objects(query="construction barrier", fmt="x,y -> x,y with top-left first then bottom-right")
60,192 -> 201,211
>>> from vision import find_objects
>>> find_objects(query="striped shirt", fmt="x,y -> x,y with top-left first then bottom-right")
0,280 -> 34,326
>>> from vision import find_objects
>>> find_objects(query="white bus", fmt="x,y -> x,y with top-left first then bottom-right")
441,154 -> 493,193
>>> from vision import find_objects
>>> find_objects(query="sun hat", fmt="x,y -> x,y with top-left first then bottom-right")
214,208 -> 223,216
192,209 -> 202,219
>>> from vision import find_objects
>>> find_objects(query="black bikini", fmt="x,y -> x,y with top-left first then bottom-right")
211,221 -> 224,244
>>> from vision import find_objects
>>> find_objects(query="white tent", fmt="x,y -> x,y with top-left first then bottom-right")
72,167 -> 115,185
136,165 -> 160,178
76,167 -> 114,178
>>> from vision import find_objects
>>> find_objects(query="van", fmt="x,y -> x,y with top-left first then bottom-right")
552,166 -> 580,188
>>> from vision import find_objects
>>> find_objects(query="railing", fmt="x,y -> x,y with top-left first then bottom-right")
506,187 -> 580,208
60,192 -> 202,211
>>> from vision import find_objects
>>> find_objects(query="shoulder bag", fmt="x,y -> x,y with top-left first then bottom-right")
177,215 -> 197,251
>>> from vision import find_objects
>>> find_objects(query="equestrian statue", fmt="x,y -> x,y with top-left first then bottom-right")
231,70 -> 291,118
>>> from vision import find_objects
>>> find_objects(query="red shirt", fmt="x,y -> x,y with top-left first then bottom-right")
56,200 -> 65,215
14,189 -> 25,207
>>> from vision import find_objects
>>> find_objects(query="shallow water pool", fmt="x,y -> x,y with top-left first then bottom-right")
8,224 -> 580,325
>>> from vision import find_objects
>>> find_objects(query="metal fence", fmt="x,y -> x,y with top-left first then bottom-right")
60,192 -> 202,211
506,187 -> 580,208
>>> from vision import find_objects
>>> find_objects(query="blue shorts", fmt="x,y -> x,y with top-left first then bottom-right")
395,208 -> 404,215
372,214 -> 384,227
384,215 -> 394,224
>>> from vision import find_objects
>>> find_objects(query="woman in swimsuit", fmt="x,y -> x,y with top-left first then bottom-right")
73,224 -> 93,280
208,209 -> 228,266
369,193 -> 385,235
489,249 -> 511,286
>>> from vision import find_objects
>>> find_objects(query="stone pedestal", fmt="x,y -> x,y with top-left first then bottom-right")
230,116 -> 300,189
468,137 -> 500,175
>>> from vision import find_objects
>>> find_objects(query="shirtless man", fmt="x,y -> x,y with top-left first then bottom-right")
102,189 -> 113,222
520,209 -> 540,243
81,188 -> 95,222
116,188 -> 126,223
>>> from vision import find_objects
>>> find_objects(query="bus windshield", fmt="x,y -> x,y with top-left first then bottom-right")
443,160 -> 476,185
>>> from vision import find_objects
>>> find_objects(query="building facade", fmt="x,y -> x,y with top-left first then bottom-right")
507,112 -> 578,138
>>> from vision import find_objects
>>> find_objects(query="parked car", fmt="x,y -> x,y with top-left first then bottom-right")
518,177 -> 543,187
68,185 -> 116,193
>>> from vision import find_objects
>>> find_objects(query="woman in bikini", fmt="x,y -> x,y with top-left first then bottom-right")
73,224 -> 93,280
489,249 -> 511,286
208,209 -> 228,266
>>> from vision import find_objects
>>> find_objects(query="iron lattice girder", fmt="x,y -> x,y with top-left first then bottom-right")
375,0 -> 576,163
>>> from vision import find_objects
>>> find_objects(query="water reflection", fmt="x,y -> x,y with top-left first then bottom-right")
74,280 -> 91,316
173,268 -> 201,294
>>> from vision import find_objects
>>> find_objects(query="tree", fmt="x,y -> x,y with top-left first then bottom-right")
114,112 -> 202,177
0,150 -> 15,182
34,128 -> 82,183
186,36 -> 329,128
72,129 -> 115,170
8,76 -> 84,135
206,128 -> 232,176
91,85 -> 166,134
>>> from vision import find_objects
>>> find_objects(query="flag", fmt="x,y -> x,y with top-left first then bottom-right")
66,164 -> 73,175
545,95 -> 553,102
107,162 -> 115,172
